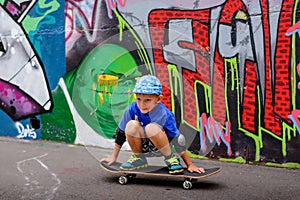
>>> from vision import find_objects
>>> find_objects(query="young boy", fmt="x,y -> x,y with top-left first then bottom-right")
101,75 -> 205,174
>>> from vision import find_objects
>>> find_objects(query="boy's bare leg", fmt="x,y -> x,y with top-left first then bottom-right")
145,123 -> 184,174
125,120 -> 144,155
121,120 -> 148,170
145,123 -> 172,156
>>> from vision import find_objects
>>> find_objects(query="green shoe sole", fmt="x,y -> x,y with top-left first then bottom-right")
120,164 -> 148,171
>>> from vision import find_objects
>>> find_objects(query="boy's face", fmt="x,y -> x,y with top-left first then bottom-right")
135,93 -> 161,114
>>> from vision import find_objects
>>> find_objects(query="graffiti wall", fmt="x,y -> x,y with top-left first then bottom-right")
1,0 -> 300,165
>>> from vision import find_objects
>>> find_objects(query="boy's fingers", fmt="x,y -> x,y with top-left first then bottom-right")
100,158 -> 109,163
108,161 -> 113,165
188,167 -> 205,174
199,168 -> 205,173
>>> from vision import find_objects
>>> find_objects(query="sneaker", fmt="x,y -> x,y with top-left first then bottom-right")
164,154 -> 184,174
120,154 -> 148,170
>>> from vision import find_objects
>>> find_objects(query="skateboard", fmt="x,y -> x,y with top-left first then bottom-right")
100,161 -> 220,190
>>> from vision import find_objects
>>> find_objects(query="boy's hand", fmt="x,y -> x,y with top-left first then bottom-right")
100,155 -> 116,165
100,143 -> 121,165
187,163 -> 205,173
179,150 -> 205,174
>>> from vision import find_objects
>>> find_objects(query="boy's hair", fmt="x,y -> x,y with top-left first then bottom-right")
133,75 -> 162,95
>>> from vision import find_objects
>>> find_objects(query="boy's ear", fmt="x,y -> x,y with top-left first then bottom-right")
158,95 -> 163,102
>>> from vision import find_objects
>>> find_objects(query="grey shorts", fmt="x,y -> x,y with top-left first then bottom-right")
142,138 -> 162,157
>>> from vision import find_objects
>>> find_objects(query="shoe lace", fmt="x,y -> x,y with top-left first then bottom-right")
166,156 -> 179,165
128,155 -> 140,163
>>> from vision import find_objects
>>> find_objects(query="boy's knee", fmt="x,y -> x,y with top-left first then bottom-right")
145,123 -> 162,137
125,120 -> 142,136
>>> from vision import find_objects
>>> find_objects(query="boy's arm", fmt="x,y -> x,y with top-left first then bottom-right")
100,128 -> 126,165
101,143 -> 121,165
179,150 -> 205,173
172,134 -> 205,173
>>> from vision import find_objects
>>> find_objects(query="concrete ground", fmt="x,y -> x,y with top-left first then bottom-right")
0,137 -> 299,200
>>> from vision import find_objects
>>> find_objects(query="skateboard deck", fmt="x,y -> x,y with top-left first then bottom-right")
100,161 -> 220,189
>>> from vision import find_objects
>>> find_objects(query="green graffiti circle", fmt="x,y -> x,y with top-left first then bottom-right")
72,43 -> 141,139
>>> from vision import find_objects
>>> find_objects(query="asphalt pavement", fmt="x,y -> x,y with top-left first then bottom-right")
0,137 -> 299,200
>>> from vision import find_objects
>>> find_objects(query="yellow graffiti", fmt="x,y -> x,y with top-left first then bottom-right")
96,74 -> 118,105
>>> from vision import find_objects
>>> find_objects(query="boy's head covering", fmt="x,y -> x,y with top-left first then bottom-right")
133,75 -> 162,95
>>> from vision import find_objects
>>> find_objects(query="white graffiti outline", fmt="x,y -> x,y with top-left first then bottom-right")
16,153 -> 61,200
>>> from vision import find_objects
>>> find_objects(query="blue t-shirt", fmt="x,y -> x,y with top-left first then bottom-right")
118,102 -> 179,138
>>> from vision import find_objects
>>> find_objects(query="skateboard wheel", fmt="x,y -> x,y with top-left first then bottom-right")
118,176 -> 128,185
183,180 -> 193,190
